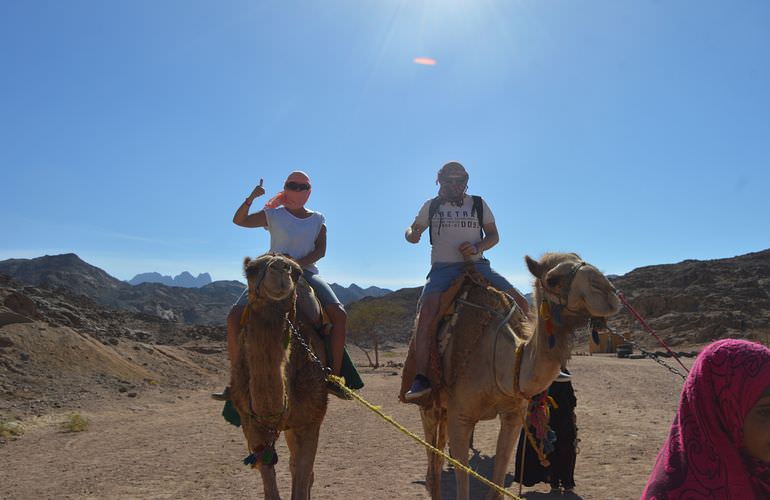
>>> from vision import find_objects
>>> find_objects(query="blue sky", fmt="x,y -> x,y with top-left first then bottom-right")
2,0 -> 769,291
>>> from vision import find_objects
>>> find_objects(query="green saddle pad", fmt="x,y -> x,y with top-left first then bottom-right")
326,340 -> 365,390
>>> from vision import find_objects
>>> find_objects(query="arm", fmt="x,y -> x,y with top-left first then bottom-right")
459,222 -> 500,257
295,224 -> 327,269
405,222 -> 427,244
233,180 -> 268,228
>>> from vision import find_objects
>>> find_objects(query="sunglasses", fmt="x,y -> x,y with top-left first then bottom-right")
284,182 -> 311,192
440,177 -> 467,185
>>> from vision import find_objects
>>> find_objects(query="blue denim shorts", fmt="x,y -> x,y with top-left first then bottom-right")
420,259 -> 514,301
234,269 -> 341,308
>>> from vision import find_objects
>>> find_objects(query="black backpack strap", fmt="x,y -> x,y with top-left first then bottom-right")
471,195 -> 484,240
427,197 -> 442,245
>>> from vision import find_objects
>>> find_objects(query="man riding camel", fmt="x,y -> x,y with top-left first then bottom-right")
404,161 -> 530,401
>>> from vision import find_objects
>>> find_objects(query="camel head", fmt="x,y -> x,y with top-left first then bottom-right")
243,253 -> 303,303
525,252 -> 621,320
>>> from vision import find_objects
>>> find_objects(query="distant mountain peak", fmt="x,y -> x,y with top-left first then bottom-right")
328,283 -> 392,305
128,271 -> 212,288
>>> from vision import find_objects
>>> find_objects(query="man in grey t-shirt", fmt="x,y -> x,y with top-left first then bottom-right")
404,162 -> 529,401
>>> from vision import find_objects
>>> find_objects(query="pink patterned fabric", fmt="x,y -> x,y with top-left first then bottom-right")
642,339 -> 770,499
264,171 -> 311,210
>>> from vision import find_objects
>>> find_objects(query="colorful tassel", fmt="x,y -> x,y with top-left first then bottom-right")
244,445 -> 278,467
540,301 -> 551,320
551,304 -> 563,325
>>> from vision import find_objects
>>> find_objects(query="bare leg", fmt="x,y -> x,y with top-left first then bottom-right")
227,305 -> 244,365
447,409 -> 476,500
325,303 -> 347,376
486,412 -> 524,500
285,424 -> 321,500
415,293 -> 441,376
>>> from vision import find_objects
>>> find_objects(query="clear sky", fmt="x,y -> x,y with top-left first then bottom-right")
2,0 -> 769,291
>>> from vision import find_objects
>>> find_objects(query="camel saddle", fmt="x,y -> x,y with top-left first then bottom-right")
399,268 -> 522,405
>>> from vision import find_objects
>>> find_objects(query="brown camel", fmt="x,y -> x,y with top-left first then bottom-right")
401,252 -> 621,500
231,254 -> 328,500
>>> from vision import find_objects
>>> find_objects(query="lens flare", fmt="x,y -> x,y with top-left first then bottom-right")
413,57 -> 437,66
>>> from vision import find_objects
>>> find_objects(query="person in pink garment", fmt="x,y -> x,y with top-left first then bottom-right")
642,339 -> 770,499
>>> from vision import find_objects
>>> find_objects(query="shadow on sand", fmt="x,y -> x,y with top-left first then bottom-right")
412,449 -> 584,500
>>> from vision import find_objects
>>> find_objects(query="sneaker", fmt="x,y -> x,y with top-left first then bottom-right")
210,386 -> 231,401
405,374 -> 431,401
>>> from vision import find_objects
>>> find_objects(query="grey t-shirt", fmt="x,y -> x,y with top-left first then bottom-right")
414,195 -> 494,264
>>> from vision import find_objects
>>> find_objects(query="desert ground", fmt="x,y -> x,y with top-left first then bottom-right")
0,335 -> 690,500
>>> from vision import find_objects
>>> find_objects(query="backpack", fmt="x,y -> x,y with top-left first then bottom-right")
428,195 -> 484,245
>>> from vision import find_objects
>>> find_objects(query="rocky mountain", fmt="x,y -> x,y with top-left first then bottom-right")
0,254 -> 125,299
128,271 -> 212,288
0,254 -> 243,325
346,249 -> 770,349
608,249 -> 770,347
329,283 -> 392,305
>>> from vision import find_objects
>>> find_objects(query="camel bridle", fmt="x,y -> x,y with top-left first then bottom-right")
539,261 -> 588,319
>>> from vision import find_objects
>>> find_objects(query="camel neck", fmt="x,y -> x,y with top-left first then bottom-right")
245,308 -> 292,415
519,290 -> 576,397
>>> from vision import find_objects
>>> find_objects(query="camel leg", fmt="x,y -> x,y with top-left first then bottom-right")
258,464 -> 280,500
284,423 -> 321,500
447,409 -> 476,500
486,412 -> 523,500
421,405 -> 446,499
240,422 -> 281,500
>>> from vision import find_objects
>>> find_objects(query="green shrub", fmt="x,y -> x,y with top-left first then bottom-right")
0,419 -> 24,438
62,413 -> 89,433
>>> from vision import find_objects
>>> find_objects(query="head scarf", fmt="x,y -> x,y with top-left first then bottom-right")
436,161 -> 468,206
642,339 -> 770,499
264,171 -> 312,210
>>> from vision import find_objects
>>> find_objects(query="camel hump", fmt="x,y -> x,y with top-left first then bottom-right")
296,277 -> 323,328
400,269 -> 499,403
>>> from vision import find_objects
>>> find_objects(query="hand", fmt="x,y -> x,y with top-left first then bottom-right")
405,227 -> 422,244
249,179 -> 265,200
458,241 -> 478,258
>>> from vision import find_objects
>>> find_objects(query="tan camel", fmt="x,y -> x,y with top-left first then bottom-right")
231,254 -> 328,500
401,252 -> 621,500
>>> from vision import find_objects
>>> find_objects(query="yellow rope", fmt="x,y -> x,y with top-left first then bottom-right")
327,375 -> 523,499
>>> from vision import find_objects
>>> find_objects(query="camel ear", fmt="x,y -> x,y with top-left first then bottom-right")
525,255 -> 543,279
243,256 -> 252,271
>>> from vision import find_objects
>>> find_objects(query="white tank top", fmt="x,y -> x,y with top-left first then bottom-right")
265,207 -> 325,273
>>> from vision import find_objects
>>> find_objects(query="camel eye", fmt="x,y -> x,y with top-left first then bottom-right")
546,275 -> 561,289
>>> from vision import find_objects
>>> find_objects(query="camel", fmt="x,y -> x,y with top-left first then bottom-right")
400,252 -> 621,500
230,253 -> 329,500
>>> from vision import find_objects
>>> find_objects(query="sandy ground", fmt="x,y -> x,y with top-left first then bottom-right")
0,352 -> 689,500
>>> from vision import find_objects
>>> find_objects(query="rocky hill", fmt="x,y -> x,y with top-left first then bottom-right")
329,283 -> 392,305
0,273 -> 227,419
0,254 -> 243,325
608,249 -> 770,347
128,271 -> 212,288
346,249 -> 770,349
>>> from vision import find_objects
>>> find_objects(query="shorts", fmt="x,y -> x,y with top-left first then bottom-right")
420,259 -> 514,301
234,269 -> 342,308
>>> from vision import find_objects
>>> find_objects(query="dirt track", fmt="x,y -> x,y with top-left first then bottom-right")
0,354 -> 687,499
